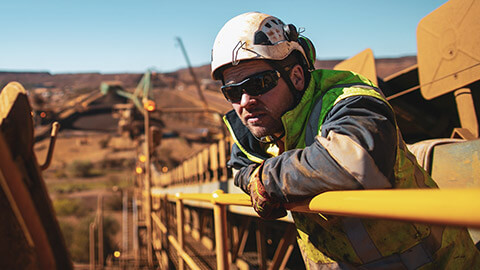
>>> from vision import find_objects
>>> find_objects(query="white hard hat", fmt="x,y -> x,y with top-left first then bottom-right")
211,12 -> 314,80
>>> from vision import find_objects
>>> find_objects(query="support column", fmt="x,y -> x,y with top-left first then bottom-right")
213,190 -> 229,270
144,108 -> 154,267
176,196 -> 185,270
453,88 -> 479,139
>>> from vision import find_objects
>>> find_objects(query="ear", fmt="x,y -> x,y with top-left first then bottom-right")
289,64 -> 305,91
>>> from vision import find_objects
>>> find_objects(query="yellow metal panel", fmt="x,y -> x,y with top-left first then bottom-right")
334,48 -> 378,86
417,0 -> 480,99
431,139 -> 480,188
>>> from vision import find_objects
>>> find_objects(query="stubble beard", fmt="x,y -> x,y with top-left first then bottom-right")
243,117 -> 284,139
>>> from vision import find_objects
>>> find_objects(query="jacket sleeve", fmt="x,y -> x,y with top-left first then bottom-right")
248,95 -> 398,203
228,143 -> 260,194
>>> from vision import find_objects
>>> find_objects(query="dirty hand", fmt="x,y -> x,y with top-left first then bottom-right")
248,163 -> 287,220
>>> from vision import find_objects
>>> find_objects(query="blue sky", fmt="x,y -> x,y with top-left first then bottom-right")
0,0 -> 447,74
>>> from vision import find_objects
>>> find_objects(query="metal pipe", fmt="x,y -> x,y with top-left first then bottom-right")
213,190 -> 229,270
285,189 -> 480,228
40,122 -> 60,171
176,194 -> 185,270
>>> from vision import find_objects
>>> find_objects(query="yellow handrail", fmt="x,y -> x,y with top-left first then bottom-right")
153,188 -> 480,228
151,188 -> 480,270
285,188 -> 480,228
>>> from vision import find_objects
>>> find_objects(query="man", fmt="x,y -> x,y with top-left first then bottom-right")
211,12 -> 480,269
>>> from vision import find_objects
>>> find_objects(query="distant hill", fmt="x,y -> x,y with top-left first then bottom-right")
166,56 -> 416,86
0,56 -> 416,94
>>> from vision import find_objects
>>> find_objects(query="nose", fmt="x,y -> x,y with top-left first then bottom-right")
239,92 -> 254,107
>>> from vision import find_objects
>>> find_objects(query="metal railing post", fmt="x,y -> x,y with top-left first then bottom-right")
89,223 -> 95,270
143,101 -> 154,267
176,194 -> 185,270
132,197 -> 139,268
122,191 -> 128,265
213,190 -> 229,270
97,195 -> 104,269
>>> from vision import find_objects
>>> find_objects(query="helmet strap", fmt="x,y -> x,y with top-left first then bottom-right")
267,60 -> 304,108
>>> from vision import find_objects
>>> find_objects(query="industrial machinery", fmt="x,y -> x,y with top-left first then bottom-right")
0,0 -> 478,269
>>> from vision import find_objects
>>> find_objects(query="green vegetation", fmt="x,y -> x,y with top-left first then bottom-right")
67,216 -> 92,262
53,198 -> 88,217
68,160 -> 95,177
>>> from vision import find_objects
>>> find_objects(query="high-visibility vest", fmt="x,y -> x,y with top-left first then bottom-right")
293,71 -> 480,269
224,69 -> 480,269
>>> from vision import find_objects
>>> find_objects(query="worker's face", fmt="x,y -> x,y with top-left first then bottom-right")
222,60 -> 295,138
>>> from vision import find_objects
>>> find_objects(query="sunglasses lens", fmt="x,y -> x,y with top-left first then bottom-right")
221,70 -> 279,103
249,72 -> 277,95
221,85 -> 242,102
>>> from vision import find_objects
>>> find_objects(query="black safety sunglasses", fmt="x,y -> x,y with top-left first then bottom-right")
221,70 -> 281,103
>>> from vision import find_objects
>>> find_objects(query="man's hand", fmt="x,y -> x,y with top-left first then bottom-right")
248,163 -> 287,220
